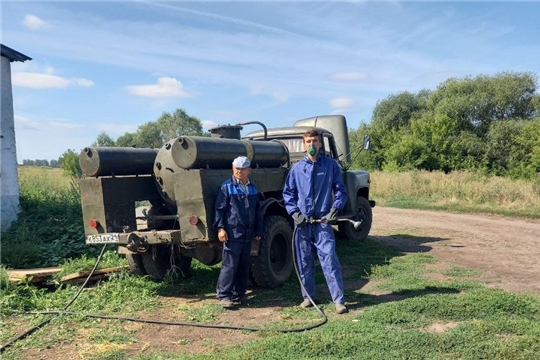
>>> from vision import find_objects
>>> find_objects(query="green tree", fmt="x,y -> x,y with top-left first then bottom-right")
59,149 -> 82,178
93,131 -> 115,147
91,108 -> 204,149
371,90 -> 429,132
366,71 -> 539,177
115,132 -> 136,147
447,131 -> 486,171
411,112 -> 460,172
507,118 -> 540,179
427,72 -> 538,137
347,123 -> 378,171
156,108 -> 203,143
382,132 -> 435,172
134,121 -> 163,148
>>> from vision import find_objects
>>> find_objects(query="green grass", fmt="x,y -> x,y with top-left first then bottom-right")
3,238 -> 540,359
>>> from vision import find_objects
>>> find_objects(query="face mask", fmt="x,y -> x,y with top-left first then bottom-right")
308,144 -> 318,156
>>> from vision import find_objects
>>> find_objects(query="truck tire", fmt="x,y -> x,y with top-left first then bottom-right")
126,253 -> 146,275
251,215 -> 293,289
141,245 -> 192,280
338,196 -> 372,241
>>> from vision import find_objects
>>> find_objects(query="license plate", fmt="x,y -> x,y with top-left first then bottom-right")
86,233 -> 120,244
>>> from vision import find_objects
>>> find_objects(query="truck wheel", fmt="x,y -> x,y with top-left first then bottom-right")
141,245 -> 192,280
126,253 -> 146,276
338,197 -> 372,241
251,215 -> 293,289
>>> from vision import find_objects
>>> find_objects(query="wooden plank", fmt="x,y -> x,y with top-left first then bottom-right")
7,266 -> 126,285
7,267 -> 62,283
61,274 -> 108,286
60,266 -> 126,283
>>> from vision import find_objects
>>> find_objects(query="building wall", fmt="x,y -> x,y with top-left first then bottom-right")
1,55 -> 21,231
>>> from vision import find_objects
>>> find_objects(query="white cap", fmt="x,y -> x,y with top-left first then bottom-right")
232,156 -> 251,168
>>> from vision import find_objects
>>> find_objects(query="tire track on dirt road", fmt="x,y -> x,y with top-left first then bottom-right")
370,207 -> 540,293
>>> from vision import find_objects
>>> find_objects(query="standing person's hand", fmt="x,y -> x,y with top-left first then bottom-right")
321,208 -> 339,225
255,236 -> 261,241
218,228 -> 228,242
292,212 -> 307,227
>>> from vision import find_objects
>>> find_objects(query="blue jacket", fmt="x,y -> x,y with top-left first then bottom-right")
214,176 -> 263,242
283,155 -> 347,219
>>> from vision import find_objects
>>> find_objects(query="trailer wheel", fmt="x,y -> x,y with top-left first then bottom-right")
141,245 -> 192,281
126,253 -> 146,276
338,196 -> 372,241
251,215 -> 293,289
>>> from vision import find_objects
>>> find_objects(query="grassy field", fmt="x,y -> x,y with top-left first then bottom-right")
1,167 -> 539,359
370,170 -> 540,219
1,166 -> 99,269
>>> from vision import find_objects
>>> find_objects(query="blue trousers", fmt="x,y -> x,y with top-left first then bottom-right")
294,223 -> 345,304
216,240 -> 252,300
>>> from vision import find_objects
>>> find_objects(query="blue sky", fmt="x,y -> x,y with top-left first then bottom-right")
3,1 -> 540,162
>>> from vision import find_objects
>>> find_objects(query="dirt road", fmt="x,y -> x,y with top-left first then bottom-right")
370,207 -> 540,294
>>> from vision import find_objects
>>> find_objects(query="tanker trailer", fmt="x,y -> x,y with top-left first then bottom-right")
78,124 -> 296,288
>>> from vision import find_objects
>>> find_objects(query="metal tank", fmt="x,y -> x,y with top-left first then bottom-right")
168,136 -> 289,170
79,147 -> 157,177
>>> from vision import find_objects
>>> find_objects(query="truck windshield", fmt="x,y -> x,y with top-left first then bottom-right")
276,138 -> 304,153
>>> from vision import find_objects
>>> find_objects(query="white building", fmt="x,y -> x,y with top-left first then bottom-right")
1,44 -> 32,232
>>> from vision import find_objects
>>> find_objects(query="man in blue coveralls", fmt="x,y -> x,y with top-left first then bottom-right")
214,156 -> 263,309
283,129 -> 348,314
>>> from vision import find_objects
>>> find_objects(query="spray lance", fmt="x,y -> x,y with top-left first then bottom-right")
308,217 -> 363,230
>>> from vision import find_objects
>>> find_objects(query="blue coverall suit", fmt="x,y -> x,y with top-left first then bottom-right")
283,155 -> 348,304
214,176 -> 263,301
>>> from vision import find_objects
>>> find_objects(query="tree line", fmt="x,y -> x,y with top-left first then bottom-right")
21,159 -> 59,167
57,71 -> 539,180
349,71 -> 540,180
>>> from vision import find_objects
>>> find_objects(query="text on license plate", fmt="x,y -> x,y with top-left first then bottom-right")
86,233 -> 120,244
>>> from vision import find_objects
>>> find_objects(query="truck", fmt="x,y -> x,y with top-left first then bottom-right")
78,115 -> 375,288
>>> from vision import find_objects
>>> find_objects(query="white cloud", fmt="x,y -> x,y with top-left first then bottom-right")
14,115 -> 39,130
12,72 -> 94,89
125,77 -> 191,98
48,121 -> 85,129
72,78 -> 94,87
23,14 -> 48,30
330,98 -> 353,108
330,72 -> 368,82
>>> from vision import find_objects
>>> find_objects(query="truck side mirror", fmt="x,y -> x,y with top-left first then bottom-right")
363,134 -> 371,150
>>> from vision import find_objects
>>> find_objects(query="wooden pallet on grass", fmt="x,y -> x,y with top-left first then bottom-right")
7,267 -> 62,283
60,266 -> 126,285
6,266 -> 126,285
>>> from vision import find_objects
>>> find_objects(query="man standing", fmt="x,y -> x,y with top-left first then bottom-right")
214,156 -> 263,309
283,129 -> 349,314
